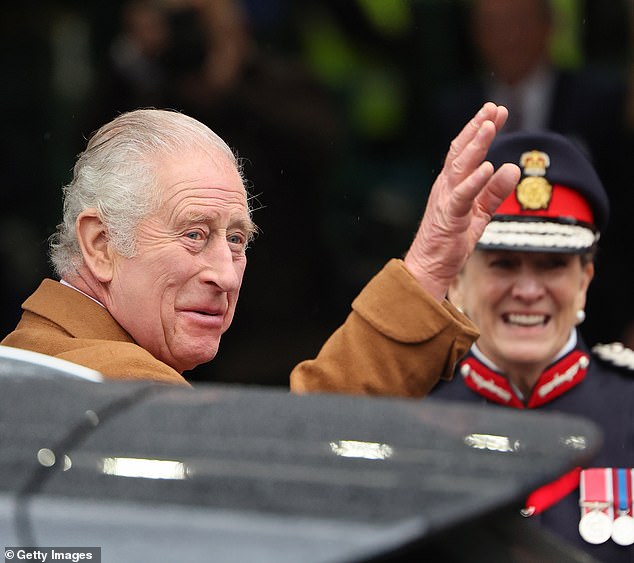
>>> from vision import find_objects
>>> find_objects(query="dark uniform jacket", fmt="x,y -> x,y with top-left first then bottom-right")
431,333 -> 634,562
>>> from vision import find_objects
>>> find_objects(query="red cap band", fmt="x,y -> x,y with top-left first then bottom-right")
496,184 -> 595,226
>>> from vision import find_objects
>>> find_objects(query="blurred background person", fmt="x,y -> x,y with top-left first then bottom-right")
428,0 -> 634,348
432,130 -> 633,562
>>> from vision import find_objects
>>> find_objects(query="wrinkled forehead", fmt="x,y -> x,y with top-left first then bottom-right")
146,148 -> 256,238
154,146 -> 247,202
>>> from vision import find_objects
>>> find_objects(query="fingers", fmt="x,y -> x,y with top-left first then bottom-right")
446,119 -> 497,186
445,102 -> 507,165
449,161 -> 495,219
449,161 -> 520,221
492,105 -> 509,132
440,102 -> 514,221
474,162 -> 521,217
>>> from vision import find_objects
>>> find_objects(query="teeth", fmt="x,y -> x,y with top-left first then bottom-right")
507,314 -> 546,326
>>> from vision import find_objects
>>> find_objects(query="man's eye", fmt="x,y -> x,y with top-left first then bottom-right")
185,231 -> 204,241
227,233 -> 244,244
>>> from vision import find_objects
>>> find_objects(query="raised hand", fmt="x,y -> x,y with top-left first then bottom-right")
404,102 -> 520,301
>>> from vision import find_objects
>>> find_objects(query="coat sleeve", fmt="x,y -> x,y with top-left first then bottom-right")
290,259 -> 479,397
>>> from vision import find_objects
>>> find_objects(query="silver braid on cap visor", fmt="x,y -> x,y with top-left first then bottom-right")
477,220 -> 599,251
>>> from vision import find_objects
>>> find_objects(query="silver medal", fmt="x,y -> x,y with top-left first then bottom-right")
611,514 -> 634,546
578,510 -> 612,544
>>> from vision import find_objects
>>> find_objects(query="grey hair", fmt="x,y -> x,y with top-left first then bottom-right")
49,108 -> 246,278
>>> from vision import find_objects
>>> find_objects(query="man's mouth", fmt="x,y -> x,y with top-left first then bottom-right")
180,308 -> 226,330
503,313 -> 548,327
179,307 -> 225,321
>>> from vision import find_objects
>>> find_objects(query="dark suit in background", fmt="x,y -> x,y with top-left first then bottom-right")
428,0 -> 634,346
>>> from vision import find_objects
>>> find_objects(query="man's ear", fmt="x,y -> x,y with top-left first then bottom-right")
76,208 -> 114,283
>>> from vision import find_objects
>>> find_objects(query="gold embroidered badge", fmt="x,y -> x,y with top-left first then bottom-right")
516,150 -> 552,210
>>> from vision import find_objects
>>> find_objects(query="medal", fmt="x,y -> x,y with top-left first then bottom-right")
611,514 -> 634,546
611,468 -> 634,546
579,510 -> 613,544
578,468 -> 613,544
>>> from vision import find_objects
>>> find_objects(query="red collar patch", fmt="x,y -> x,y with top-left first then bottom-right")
460,350 -> 590,408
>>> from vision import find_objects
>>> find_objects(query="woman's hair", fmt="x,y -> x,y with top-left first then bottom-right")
49,108 -> 246,278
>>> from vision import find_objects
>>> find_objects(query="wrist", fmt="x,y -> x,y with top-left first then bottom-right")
403,254 -> 449,303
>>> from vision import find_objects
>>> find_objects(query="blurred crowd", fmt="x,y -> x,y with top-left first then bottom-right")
2,0 -> 634,386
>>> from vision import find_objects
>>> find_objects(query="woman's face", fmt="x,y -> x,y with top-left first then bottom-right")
450,250 -> 594,374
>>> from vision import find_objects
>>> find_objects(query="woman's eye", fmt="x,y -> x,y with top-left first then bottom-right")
490,259 -> 513,269
543,257 -> 567,269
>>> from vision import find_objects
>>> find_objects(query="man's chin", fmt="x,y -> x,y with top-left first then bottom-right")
170,340 -> 221,373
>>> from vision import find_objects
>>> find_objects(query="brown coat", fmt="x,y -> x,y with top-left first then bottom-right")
3,260 -> 478,394
1,279 -> 188,385
290,260 -> 479,396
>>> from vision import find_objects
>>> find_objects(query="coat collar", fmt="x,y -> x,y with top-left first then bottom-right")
22,279 -> 136,344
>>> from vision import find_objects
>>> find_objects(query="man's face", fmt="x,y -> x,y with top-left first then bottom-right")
104,148 -> 253,372
450,250 -> 593,374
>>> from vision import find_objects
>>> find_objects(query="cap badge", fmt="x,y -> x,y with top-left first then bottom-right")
516,150 -> 552,210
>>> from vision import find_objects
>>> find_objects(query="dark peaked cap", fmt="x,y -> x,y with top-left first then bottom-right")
478,130 -> 610,253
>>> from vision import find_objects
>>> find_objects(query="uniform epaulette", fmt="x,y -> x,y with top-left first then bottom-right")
591,342 -> 634,372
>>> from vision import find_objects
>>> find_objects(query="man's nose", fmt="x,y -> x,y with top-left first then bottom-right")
199,236 -> 242,292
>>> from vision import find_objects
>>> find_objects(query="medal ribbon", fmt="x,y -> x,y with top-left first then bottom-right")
611,468 -> 634,545
580,468 -> 613,519
614,468 -> 632,516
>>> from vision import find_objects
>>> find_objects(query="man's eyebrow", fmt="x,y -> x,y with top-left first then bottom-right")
180,211 -> 209,224
233,216 -> 259,241
181,211 -> 258,239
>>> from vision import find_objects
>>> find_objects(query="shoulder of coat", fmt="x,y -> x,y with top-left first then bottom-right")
591,342 -> 634,373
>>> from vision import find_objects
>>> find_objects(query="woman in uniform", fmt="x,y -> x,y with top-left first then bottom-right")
432,130 -> 634,562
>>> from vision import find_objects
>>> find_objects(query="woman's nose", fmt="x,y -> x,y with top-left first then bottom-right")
510,271 -> 545,301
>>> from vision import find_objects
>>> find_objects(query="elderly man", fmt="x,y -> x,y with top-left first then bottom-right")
2,104 -> 519,389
